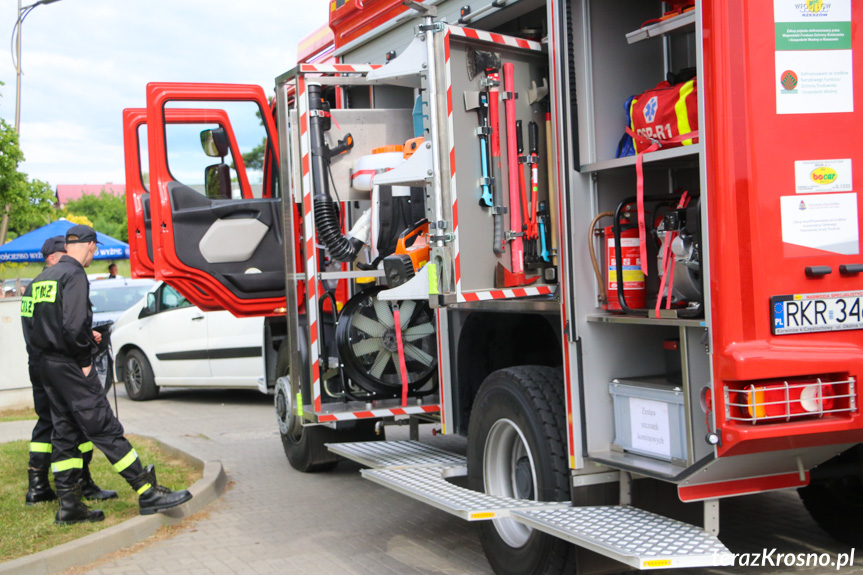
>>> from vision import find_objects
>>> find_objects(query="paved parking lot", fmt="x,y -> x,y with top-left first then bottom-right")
72,388 -> 862,575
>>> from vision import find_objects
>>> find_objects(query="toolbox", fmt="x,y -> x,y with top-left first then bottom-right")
609,377 -> 687,463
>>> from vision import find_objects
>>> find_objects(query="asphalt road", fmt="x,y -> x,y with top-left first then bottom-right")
81,385 -> 861,575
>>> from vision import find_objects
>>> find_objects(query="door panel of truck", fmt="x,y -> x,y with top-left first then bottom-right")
123,107 -> 252,311
146,83 -> 287,317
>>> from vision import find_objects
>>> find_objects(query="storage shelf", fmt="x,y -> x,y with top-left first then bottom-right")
586,313 -> 706,328
626,11 -> 696,44
581,144 -> 701,174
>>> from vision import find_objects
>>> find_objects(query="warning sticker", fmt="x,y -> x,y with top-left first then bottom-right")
795,159 -> 853,193
774,0 -> 853,115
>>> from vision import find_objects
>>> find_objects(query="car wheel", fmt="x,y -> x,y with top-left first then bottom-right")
123,349 -> 159,401
467,366 -> 576,575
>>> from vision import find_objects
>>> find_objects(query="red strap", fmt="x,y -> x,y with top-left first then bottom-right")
654,191 -> 690,317
392,304 -> 410,408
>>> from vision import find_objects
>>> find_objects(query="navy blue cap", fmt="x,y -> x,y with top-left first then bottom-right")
65,224 -> 102,245
41,235 -> 67,259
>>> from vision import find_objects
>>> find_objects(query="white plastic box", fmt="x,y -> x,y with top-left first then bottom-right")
609,377 -> 687,463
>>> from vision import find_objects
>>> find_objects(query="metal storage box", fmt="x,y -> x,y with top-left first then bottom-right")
609,377 -> 686,463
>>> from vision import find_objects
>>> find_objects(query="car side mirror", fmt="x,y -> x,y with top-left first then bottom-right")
205,164 -> 233,200
200,127 -> 229,158
138,292 -> 157,319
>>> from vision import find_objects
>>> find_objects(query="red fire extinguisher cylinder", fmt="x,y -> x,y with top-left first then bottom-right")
604,224 -> 646,311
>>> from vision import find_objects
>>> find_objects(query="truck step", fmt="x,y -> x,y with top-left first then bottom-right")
327,440 -> 467,470
362,466 -> 569,521
512,506 -> 729,570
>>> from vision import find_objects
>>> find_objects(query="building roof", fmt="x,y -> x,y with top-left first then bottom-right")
56,184 -> 125,207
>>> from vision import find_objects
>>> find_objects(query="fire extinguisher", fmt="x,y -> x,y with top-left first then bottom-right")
605,217 -> 646,311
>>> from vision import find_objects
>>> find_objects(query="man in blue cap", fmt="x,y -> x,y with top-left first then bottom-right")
24,225 -> 192,524
21,235 -> 116,506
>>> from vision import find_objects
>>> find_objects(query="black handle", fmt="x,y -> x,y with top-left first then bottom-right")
528,121 -> 539,155
840,264 -> 863,275
805,266 -> 832,277
516,120 -> 523,155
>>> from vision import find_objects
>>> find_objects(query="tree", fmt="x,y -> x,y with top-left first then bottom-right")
63,191 -> 127,242
0,118 -> 56,243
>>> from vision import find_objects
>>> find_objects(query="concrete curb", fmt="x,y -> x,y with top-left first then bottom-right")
0,437 -> 227,575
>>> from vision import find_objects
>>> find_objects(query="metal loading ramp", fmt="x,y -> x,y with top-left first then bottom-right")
328,441 -> 729,569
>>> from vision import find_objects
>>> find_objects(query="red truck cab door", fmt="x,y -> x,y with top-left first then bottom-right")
146,83 -> 287,317
123,107 -> 254,311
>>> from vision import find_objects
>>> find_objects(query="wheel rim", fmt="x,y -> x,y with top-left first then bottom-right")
483,418 -> 537,548
275,377 -> 302,441
126,356 -> 143,395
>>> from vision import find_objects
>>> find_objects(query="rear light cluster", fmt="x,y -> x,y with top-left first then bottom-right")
725,376 -> 857,424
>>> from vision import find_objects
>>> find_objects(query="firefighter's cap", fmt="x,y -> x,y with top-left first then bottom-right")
65,224 -> 102,245
40,236 -> 67,258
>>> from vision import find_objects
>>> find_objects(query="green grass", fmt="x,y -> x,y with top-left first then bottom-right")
0,260 -> 132,282
0,434 -> 201,562
0,408 -> 37,423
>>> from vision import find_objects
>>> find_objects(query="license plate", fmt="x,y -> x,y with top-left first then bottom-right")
771,291 -> 863,335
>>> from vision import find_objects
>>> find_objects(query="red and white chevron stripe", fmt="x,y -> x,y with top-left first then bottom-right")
299,63 -> 382,74
446,25 -> 543,52
443,29 -> 463,294
458,286 -> 554,302
319,404 -> 441,423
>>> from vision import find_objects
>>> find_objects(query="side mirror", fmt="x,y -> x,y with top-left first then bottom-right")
200,127 -> 229,158
205,164 -> 233,200
138,292 -> 157,319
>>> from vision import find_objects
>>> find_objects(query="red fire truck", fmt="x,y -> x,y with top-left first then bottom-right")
124,0 -> 863,571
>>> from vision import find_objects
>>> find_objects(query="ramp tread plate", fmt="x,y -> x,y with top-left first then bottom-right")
327,440 -> 467,469
512,506 -> 729,570
362,467 -> 567,521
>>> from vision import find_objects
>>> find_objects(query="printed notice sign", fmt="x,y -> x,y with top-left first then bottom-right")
795,159 -> 853,193
774,0 -> 853,114
781,192 -> 859,256
629,397 -> 671,459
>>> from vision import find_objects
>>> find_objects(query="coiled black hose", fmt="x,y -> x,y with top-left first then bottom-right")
314,197 -> 363,262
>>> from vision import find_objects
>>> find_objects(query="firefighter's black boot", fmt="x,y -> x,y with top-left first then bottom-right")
25,468 -> 57,505
79,466 -> 118,501
132,464 -> 192,515
54,485 -> 105,525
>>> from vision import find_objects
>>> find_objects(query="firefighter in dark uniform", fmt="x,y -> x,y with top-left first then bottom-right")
25,225 -> 192,524
23,236 -> 117,505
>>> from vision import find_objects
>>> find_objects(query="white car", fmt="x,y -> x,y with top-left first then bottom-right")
110,281 -> 264,400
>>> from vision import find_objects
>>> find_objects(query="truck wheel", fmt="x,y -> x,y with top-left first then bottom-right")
123,349 -> 159,401
468,366 -> 576,575
799,447 -> 863,546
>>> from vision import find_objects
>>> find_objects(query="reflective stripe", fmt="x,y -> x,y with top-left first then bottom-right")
674,79 -> 696,146
136,483 -> 152,495
629,97 -> 640,154
20,297 -> 34,317
78,441 -> 94,453
52,458 -> 83,473
31,280 -> 58,303
30,441 -> 52,453
113,449 -> 138,473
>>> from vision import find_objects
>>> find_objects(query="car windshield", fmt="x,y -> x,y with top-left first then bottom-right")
90,285 -> 152,313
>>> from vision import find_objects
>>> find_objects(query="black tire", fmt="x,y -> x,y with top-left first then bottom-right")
274,338 -> 381,472
799,448 -> 863,546
468,366 -> 576,575
122,349 -> 158,401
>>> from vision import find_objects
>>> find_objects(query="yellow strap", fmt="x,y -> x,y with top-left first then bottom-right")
52,458 -> 83,473
630,96 -> 640,154
78,441 -> 94,453
427,263 -> 439,295
30,442 -> 52,453
113,448 -> 139,473
136,483 -> 152,495
674,80 -> 696,146
295,392 -> 303,416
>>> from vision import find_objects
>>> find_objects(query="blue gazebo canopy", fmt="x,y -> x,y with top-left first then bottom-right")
0,219 -> 129,263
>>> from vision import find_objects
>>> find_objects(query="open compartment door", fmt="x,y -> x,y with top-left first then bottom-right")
146,83 -> 287,317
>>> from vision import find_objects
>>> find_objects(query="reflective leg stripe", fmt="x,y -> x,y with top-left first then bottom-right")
30,442 -> 52,453
52,458 -> 84,473
674,79 -> 696,146
113,449 -> 139,473
78,441 -> 94,453
136,483 -> 152,495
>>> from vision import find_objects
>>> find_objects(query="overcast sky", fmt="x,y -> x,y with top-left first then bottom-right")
0,0 -> 328,187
